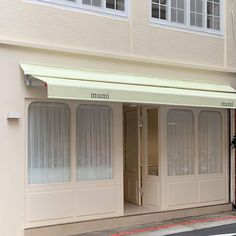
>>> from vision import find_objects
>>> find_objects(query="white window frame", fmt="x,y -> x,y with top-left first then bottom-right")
34,0 -> 129,17
165,106 -> 227,178
26,99 -> 115,187
150,0 -> 224,36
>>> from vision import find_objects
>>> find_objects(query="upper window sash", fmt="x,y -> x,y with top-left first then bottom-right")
38,0 -> 128,17
151,0 -> 224,35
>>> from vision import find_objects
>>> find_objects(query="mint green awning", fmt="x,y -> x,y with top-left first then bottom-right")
20,63 -> 236,108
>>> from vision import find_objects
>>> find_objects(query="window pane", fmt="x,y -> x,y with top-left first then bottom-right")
207,1 -> 213,15
177,0 -> 184,9
207,0 -> 221,30
152,0 -> 168,20
160,5 -> 168,19
152,3 -> 160,18
199,111 -> 223,174
190,0 -> 203,27
171,8 -> 177,22
171,0 -> 185,24
82,0 -> 102,7
190,12 -> 195,25
76,105 -> 113,181
171,0 -> 177,7
28,102 -> 70,184
177,9 -> 184,23
207,15 -> 214,28
92,0 -> 102,7
190,0 -> 195,11
82,0 -> 91,5
196,13 -> 203,27
196,0 -> 203,12
106,0 -> 125,10
214,3 -> 220,16
214,17 -> 220,30
167,110 -> 194,176
116,0 -> 125,10
106,0 -> 115,9
147,109 -> 158,176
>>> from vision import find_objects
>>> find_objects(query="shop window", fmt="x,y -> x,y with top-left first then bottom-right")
167,109 -> 194,176
28,102 -> 70,184
199,111 -> 223,174
76,105 -> 113,181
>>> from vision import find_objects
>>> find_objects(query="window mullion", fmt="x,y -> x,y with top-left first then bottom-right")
102,0 -> 106,11
168,0 -> 171,22
220,0 -> 224,34
204,0 -> 207,30
186,0 -> 190,27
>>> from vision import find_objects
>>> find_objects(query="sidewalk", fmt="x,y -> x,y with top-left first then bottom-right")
78,211 -> 236,236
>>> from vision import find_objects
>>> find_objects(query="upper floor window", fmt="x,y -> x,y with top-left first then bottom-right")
39,0 -> 128,16
151,0 -> 223,35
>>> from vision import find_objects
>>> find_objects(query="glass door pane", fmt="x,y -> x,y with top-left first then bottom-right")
147,109 -> 159,176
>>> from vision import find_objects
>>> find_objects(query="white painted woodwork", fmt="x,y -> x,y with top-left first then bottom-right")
142,107 -> 160,208
124,108 -> 141,206
25,101 -> 123,227
26,190 -> 75,222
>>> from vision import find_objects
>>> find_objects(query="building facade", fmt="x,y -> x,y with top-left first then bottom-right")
0,0 -> 236,235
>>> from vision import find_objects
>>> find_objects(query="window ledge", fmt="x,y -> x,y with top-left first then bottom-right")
25,0 -> 129,19
150,19 -> 224,38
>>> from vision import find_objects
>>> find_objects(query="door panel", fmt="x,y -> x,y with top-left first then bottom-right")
124,108 -> 141,205
142,107 -> 160,207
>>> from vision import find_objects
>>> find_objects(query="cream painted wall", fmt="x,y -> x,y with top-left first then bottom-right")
0,44 -> 235,236
0,0 -> 233,68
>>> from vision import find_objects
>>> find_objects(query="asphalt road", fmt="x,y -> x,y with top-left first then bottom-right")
168,223 -> 236,236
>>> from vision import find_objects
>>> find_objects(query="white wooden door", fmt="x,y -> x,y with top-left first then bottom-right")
124,108 -> 142,206
142,107 -> 160,207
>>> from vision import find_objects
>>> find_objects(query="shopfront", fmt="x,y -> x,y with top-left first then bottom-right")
21,63 -> 233,228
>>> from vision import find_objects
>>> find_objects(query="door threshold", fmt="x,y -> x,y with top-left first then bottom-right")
124,201 -> 160,216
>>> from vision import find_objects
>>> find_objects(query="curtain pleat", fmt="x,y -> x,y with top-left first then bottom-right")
28,102 -> 70,184
76,105 -> 113,181
167,109 -> 194,176
199,111 -> 223,174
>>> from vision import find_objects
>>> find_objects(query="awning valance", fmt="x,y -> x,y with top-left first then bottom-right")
20,63 -> 236,109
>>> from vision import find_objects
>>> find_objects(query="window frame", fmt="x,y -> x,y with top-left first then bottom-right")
26,99 -> 115,187
35,0 -> 129,17
150,0 -> 224,36
28,101 -> 71,185
166,106 -> 226,178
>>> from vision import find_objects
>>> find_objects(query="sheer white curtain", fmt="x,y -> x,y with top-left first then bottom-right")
199,111 -> 223,174
76,105 -> 113,181
28,102 -> 70,184
167,109 -> 194,176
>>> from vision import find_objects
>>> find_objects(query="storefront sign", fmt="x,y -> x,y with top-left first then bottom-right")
91,92 -> 110,100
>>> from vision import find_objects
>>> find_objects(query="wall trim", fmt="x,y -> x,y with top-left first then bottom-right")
0,37 -> 236,74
